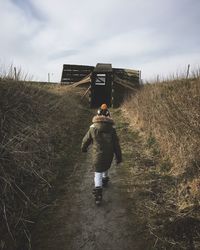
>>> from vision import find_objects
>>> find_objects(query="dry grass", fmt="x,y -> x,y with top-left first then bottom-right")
0,80 -> 92,249
122,76 -> 200,249
122,77 -> 200,210
0,64 -> 33,81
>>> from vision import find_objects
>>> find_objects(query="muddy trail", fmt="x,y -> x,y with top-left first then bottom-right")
31,110 -> 197,250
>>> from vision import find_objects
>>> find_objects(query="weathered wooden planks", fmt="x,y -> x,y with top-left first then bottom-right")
61,64 -> 94,84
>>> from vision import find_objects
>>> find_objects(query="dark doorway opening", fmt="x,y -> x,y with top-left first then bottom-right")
91,73 -> 112,108
90,64 -> 113,108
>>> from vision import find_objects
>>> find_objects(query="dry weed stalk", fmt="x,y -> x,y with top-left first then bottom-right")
0,64 -> 33,82
0,80 -> 86,249
123,75 -> 200,248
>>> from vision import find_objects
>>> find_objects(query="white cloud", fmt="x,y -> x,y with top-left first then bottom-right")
0,0 -> 200,82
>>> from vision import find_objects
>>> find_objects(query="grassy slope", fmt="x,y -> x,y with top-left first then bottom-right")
0,81 -> 93,250
122,78 -> 200,249
1,77 -> 199,249
113,109 -> 199,249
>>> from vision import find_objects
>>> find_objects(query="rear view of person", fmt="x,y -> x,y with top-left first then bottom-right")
81,104 -> 122,205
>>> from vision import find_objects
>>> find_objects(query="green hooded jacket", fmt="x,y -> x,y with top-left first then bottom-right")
81,115 -> 122,172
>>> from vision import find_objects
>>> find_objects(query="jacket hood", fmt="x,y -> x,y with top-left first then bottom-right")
92,115 -> 114,132
92,115 -> 114,124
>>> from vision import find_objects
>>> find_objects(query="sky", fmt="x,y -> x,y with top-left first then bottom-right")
0,0 -> 200,82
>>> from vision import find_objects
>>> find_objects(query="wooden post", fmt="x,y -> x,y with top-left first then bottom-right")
139,70 -> 142,84
14,67 -> 17,81
81,86 -> 91,101
186,64 -> 190,79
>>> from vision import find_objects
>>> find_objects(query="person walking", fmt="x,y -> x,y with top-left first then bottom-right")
81,104 -> 122,205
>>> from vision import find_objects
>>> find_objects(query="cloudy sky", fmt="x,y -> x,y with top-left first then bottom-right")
0,0 -> 200,82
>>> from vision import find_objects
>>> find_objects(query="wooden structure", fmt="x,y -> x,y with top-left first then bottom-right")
90,63 -> 113,107
61,64 -> 94,84
61,63 -> 141,108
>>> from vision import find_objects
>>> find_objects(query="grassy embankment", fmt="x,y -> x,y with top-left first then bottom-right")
122,76 -> 200,249
0,79 -> 92,250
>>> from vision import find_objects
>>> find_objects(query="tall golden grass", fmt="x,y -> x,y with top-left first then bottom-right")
0,80 -> 92,249
123,77 -> 200,209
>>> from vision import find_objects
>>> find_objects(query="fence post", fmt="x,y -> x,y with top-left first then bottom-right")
186,64 -> 190,79
14,67 -> 17,81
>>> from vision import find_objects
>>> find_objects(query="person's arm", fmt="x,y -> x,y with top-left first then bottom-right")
113,128 -> 122,164
81,129 -> 93,152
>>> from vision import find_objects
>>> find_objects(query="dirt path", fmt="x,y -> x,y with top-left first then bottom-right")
31,110 -> 168,250
32,160 -> 149,249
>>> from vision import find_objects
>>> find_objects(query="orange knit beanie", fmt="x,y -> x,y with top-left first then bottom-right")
101,103 -> 108,110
